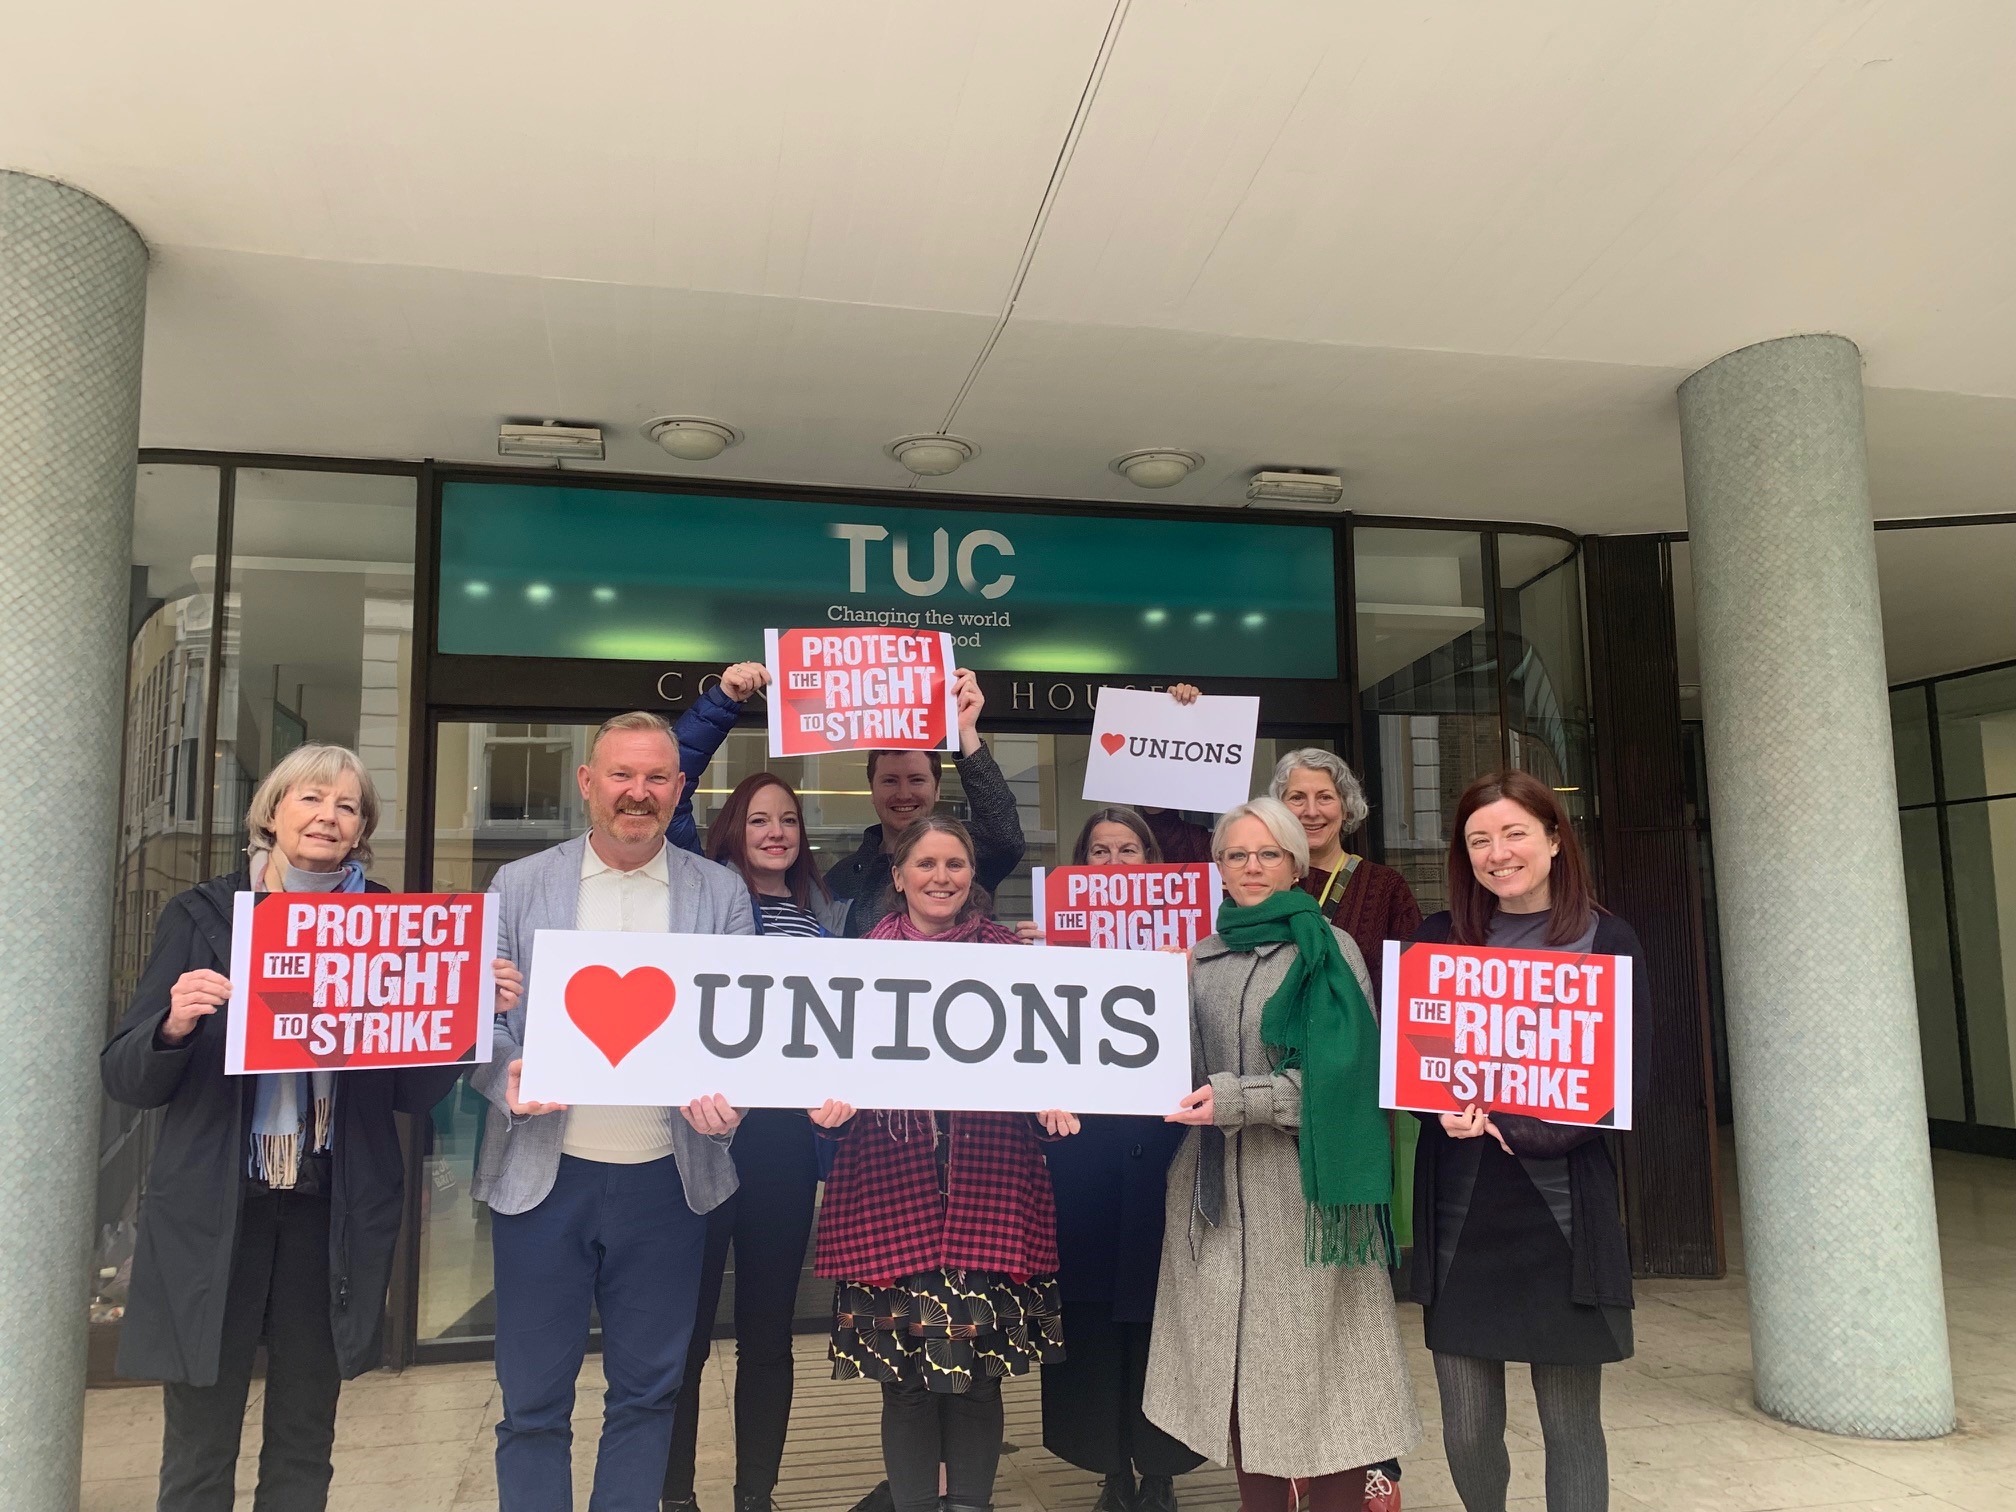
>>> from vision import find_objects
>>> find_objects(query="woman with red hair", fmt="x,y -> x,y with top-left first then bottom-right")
1409,772 -> 1647,1512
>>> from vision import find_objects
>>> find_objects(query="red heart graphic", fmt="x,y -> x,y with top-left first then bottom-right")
565,966 -> 676,1067
1100,732 -> 1126,755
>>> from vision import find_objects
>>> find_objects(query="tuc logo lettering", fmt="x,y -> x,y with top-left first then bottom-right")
225,892 -> 499,1074
1378,940 -> 1634,1129
519,931 -> 1191,1116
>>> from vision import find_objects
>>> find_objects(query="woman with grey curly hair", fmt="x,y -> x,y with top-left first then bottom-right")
1267,748 -> 1422,1002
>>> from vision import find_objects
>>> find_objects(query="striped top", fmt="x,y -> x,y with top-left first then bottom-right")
756,897 -> 825,937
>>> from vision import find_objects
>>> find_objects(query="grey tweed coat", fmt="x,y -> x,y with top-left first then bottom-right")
1142,926 -> 1422,1477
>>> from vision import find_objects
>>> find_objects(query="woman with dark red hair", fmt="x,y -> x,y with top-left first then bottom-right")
1409,772 -> 1647,1512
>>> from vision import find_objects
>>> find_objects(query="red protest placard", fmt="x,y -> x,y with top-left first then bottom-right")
764,627 -> 958,758
224,893 -> 498,1074
1033,863 -> 1221,952
1378,940 -> 1633,1128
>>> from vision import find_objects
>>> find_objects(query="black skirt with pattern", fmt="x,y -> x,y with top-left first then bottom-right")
830,1268 -> 1065,1393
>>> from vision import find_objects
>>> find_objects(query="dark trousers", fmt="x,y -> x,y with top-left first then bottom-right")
882,1375 -> 1003,1512
1230,1405 -> 1366,1512
158,1187 -> 342,1512
664,1112 -> 820,1501
1040,1308 -> 1203,1478
493,1154 -> 709,1512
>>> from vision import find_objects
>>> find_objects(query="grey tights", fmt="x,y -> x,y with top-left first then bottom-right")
1432,1353 -> 1607,1512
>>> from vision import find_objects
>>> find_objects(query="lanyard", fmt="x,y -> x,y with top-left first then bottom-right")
1316,853 -> 1362,911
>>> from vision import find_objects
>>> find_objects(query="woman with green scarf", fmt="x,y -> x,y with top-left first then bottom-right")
1142,797 -> 1420,1512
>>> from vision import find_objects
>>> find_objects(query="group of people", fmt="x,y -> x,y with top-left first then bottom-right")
105,661 -> 1647,1512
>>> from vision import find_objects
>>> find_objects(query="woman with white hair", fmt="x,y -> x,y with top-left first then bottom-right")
1268,749 -> 1421,1003
102,743 -> 519,1512
1143,797 -> 1419,1512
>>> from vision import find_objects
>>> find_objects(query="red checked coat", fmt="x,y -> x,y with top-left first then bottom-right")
813,913 -> 1061,1282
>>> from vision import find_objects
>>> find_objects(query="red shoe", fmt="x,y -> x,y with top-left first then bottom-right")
1364,1466 -> 1400,1512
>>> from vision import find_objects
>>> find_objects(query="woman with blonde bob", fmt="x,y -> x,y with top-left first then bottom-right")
102,745 -> 519,1512
1145,797 -> 1419,1512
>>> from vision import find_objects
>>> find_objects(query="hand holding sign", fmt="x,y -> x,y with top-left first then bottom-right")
163,969 -> 233,1045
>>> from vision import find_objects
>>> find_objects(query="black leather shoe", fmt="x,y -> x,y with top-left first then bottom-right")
1093,1475 -> 1137,1512
662,1497 -> 701,1512
847,1483 -> 895,1512
1135,1475 -> 1178,1512
734,1490 -> 775,1512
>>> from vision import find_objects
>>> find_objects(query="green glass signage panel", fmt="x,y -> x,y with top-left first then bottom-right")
437,482 -> 1338,678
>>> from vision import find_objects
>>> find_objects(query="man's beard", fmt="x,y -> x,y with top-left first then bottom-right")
601,799 -> 661,830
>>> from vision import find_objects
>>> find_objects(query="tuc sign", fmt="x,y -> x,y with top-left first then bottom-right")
518,930 -> 1192,1116
436,481 -> 1339,677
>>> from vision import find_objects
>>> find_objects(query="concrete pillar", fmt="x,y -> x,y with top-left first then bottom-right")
1678,333 -> 1954,1439
0,172 -> 148,1503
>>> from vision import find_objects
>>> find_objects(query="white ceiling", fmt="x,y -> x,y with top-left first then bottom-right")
8,1 -> 2015,543
1673,522 -> 2016,690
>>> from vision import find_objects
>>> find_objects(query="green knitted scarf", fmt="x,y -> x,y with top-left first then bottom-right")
1215,886 -> 1393,1268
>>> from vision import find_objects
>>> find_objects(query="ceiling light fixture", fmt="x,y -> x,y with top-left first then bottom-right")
886,434 -> 977,477
498,421 -> 605,460
1110,449 -> 1203,489
1246,469 -> 1345,510
643,416 -> 742,461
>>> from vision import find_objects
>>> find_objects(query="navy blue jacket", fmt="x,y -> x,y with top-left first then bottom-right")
667,684 -> 743,855
1047,1113 -> 1186,1318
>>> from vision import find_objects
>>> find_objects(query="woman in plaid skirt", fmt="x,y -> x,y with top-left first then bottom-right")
810,815 -> 1079,1512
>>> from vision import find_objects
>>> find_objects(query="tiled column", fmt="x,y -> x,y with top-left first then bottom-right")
1678,333 -> 1954,1438
0,172 -> 148,1501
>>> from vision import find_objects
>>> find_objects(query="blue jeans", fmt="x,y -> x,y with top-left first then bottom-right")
492,1153 -> 709,1512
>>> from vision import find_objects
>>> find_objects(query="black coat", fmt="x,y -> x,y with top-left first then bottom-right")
1406,910 -> 1648,1315
1046,1113 -> 1185,1319
100,872 -> 464,1384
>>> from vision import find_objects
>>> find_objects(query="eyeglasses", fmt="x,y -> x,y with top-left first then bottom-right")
1220,848 -> 1289,869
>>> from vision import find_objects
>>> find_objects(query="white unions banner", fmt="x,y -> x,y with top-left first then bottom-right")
1083,686 -> 1260,814
517,930 -> 1193,1115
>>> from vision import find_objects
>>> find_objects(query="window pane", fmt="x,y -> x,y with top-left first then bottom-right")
1935,664 -> 2016,803
1899,809 -> 1964,1121
97,464 -> 222,1369
1499,534 -> 1593,834
1354,528 -> 1498,912
212,470 -> 417,883
1891,687 -> 1936,808
1948,797 -> 2016,1128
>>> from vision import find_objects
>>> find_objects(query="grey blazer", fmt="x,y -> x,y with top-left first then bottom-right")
469,834 -> 758,1217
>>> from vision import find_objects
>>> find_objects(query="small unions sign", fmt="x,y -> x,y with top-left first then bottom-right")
518,930 -> 1192,1115
1082,686 -> 1260,813
226,892 -> 499,1074
1378,940 -> 1633,1128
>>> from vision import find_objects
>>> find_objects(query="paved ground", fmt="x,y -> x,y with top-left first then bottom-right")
82,1145 -> 2016,1511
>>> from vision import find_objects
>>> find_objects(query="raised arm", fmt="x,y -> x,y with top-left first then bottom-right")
667,664 -> 767,854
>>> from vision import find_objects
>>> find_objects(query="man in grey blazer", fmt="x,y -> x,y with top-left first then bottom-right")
471,710 -> 756,1512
